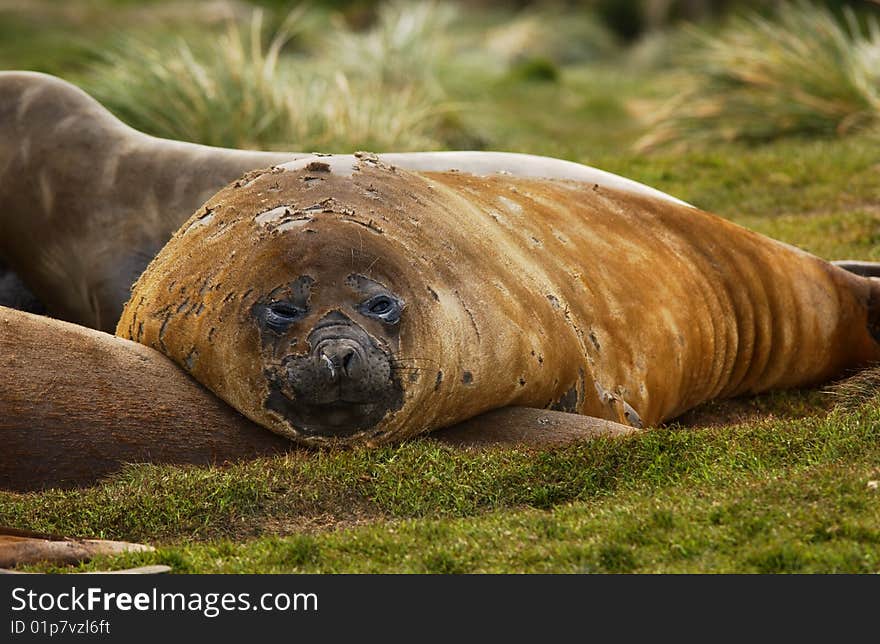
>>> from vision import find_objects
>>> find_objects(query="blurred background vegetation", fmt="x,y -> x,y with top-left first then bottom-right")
1,0 -> 879,153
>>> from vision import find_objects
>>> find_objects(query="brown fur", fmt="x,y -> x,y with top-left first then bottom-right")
117,156 -> 880,445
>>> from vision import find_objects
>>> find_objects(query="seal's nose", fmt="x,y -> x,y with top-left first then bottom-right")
317,341 -> 360,380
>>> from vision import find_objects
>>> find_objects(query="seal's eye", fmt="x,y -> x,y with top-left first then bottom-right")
360,295 -> 402,324
265,302 -> 305,331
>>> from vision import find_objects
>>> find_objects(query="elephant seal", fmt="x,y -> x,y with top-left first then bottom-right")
116,153 -> 880,445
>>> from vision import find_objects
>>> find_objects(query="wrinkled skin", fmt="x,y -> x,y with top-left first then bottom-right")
117,155 -> 880,445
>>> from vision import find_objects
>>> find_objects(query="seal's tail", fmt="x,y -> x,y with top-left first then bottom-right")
833,260 -> 880,278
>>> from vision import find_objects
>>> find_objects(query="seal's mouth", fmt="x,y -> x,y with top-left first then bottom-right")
264,388 -> 388,437
298,400 -> 383,433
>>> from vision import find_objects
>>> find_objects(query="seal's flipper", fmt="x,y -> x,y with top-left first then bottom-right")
1,565 -> 172,574
431,407 -> 640,448
833,260 -> 880,278
0,525 -> 154,569
824,261 -> 880,348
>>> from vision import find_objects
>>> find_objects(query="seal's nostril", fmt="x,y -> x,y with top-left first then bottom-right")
321,353 -> 336,379
341,348 -> 356,377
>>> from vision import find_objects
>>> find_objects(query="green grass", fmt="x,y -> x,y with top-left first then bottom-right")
0,14 -> 99,76
9,400 -> 880,573
2,0 -> 880,573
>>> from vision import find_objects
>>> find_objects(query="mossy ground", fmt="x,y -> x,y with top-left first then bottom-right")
2,1 -> 879,573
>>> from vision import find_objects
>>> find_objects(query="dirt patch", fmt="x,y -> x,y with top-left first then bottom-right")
258,509 -> 384,538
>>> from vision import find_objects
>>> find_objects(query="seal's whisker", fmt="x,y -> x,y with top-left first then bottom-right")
390,361 -> 425,369
391,363 -> 436,371
392,356 -> 440,367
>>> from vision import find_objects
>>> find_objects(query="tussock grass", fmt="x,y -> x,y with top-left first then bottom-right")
84,6 -> 457,151
325,0 -> 460,94
484,7 -> 617,67
636,1 -> 880,150
76,2 -> 624,152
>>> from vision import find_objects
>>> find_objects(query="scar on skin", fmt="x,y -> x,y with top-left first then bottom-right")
183,207 -> 214,235
622,400 -> 643,428
454,290 -> 480,341
158,313 -> 172,352
306,161 -> 331,172
276,218 -> 313,233
341,217 -> 385,234
254,205 -> 290,225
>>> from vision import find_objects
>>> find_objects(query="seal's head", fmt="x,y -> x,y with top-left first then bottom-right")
118,154 -> 590,444
251,269 -> 406,439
